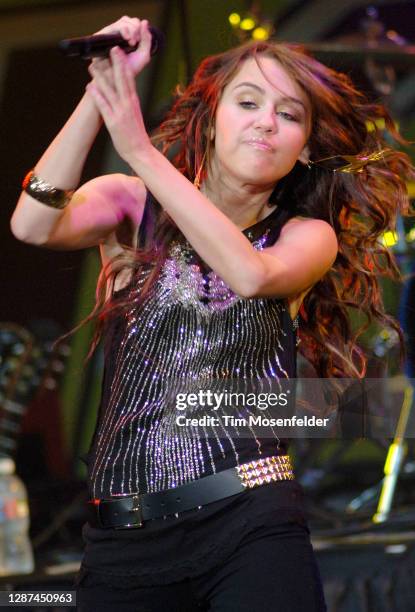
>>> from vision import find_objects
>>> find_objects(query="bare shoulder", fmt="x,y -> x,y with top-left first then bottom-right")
98,176 -> 148,291
259,214 -> 338,306
280,216 -> 338,255
280,218 -> 338,318
81,172 -> 146,206
282,215 -> 336,235
115,173 -> 147,202
99,174 -> 147,267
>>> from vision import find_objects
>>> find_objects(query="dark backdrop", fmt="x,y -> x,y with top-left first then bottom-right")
1,45 -> 107,329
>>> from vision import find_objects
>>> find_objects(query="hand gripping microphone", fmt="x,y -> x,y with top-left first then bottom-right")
59,25 -> 165,60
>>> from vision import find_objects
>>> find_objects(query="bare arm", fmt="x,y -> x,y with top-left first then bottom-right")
11,16 -> 151,251
251,217 -> 338,298
131,148 -> 337,298
72,22 -> 337,297
10,92 -> 103,246
31,173 -> 146,250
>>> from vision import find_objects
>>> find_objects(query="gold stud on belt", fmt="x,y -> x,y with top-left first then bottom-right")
236,455 -> 294,489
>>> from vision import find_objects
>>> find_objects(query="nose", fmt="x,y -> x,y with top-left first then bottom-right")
254,107 -> 278,133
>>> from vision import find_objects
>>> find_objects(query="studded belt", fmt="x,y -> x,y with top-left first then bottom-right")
87,455 -> 294,529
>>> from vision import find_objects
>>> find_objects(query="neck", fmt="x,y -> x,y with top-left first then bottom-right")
201,174 -> 277,230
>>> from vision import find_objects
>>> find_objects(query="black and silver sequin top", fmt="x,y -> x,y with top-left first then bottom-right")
87,197 -> 297,498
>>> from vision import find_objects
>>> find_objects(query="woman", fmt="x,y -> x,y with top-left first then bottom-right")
11,16 -> 413,612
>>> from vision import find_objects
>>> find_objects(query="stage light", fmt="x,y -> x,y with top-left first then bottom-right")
406,227 -> 415,243
366,118 -> 400,132
366,119 -> 385,132
240,17 -> 256,31
228,4 -> 274,41
382,230 -> 398,247
228,13 -> 241,27
252,27 -> 269,40
406,181 -> 415,198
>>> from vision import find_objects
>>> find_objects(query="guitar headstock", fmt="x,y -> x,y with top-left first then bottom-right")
0,323 -> 70,458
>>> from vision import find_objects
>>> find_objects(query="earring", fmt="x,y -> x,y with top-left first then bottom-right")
306,160 -> 313,170
193,149 -> 208,190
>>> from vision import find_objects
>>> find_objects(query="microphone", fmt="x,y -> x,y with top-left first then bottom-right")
58,26 -> 165,60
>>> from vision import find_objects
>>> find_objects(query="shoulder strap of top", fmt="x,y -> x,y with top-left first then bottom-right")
137,189 -> 158,250
265,207 -> 293,247
242,206 -> 292,248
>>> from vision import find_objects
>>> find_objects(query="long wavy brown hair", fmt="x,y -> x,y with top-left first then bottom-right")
84,40 -> 414,378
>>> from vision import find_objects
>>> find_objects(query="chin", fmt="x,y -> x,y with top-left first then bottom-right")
235,168 -> 281,186
237,160 -> 284,183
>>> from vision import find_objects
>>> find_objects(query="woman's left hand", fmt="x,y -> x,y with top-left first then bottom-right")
86,45 -> 153,165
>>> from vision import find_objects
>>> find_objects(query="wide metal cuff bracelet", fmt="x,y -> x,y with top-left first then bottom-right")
22,170 -> 75,209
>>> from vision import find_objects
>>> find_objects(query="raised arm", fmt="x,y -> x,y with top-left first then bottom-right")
10,17 -> 151,251
11,90 -> 102,247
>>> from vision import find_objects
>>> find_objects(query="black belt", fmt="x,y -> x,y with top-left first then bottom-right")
87,455 -> 294,529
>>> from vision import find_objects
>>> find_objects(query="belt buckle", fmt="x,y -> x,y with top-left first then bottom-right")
116,494 -> 143,529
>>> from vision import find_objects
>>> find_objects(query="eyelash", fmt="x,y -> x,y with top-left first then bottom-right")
238,101 -> 299,122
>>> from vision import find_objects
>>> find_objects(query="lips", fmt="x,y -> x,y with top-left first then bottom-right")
244,139 -> 275,152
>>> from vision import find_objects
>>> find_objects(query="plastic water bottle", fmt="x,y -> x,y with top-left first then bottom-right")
0,457 -> 34,575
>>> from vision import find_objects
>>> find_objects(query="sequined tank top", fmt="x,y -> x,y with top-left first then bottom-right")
87,195 -> 297,498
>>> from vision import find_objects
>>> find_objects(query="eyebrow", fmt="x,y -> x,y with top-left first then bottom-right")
232,81 -> 307,111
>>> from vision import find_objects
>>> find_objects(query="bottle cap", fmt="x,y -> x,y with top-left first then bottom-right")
0,457 -> 16,474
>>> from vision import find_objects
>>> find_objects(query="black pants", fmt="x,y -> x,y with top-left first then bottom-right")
77,520 -> 326,611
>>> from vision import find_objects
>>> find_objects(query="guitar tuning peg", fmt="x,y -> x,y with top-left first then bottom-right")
44,377 -> 57,390
51,360 -> 65,373
22,365 -> 35,377
44,341 -> 54,354
11,344 -> 25,356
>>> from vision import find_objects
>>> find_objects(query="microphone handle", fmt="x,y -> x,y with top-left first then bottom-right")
59,26 -> 164,59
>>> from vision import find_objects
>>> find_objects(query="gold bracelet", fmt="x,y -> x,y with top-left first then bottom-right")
22,169 -> 76,209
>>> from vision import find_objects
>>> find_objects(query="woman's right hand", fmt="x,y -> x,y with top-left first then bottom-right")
87,16 -> 152,86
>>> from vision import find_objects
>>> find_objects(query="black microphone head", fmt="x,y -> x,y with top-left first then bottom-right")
59,24 -> 165,60
148,25 -> 165,56
58,38 -> 82,57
